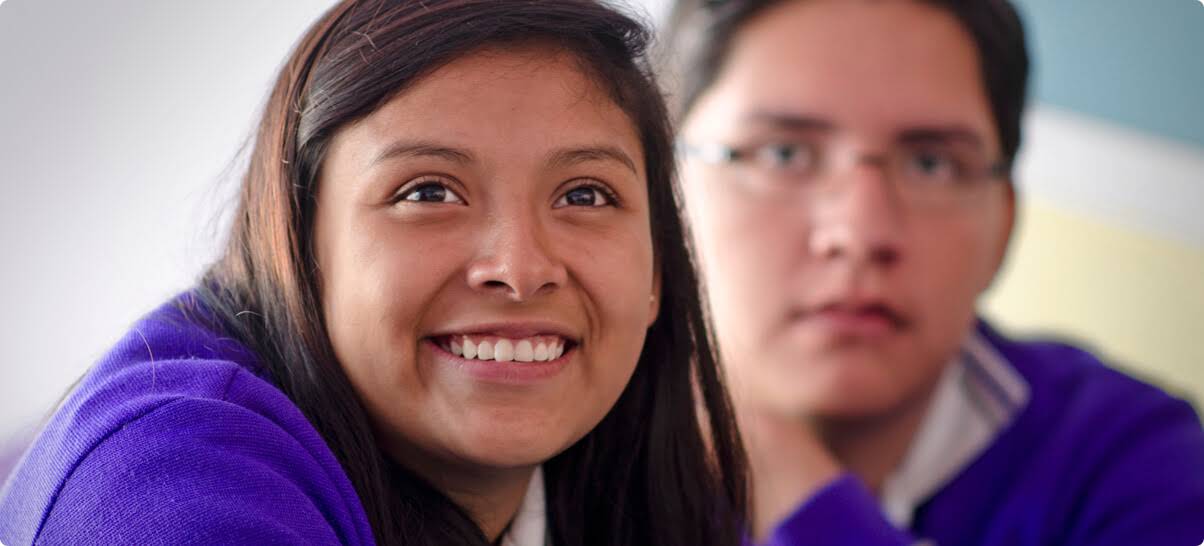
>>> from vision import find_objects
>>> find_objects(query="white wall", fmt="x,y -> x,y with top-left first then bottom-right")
0,0 -> 669,452
0,0 -> 339,447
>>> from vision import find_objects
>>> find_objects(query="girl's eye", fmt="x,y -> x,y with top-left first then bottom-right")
554,184 -> 616,208
396,181 -> 465,204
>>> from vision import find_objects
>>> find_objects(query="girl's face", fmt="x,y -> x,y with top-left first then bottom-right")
314,47 -> 658,477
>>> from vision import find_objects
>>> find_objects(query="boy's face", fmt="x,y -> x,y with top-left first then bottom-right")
680,0 -> 1014,420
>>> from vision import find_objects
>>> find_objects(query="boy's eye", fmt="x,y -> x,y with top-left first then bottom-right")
397,181 -> 464,204
903,149 -> 962,185
760,142 -> 809,166
554,185 -> 615,208
757,142 -> 816,171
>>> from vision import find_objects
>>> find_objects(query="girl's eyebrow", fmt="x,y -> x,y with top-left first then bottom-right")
546,145 -> 638,175
367,139 -> 475,171
366,141 -> 639,175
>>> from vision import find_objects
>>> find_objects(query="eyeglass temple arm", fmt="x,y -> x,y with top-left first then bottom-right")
677,140 -> 742,164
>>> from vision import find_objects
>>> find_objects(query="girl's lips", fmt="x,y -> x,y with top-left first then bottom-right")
426,321 -> 579,342
432,334 -> 573,363
423,338 -> 573,385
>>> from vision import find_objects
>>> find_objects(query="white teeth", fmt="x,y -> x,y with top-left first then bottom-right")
515,340 -> 534,362
494,339 -> 514,362
477,340 -> 495,361
452,336 -> 568,362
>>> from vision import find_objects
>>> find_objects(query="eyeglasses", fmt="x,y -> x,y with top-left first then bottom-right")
678,137 -> 1009,210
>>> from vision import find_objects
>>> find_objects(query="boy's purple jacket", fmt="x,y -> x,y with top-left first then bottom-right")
761,324 -> 1204,546
2,295 -> 1203,545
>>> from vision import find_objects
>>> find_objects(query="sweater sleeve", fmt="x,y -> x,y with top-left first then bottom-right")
33,396 -> 370,546
761,474 -> 915,546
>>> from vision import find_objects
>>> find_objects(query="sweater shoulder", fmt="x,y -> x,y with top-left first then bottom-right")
979,322 -> 1198,421
34,393 -> 367,546
995,328 -> 1204,470
0,295 -> 370,546
969,323 -> 1204,542
920,324 -> 1204,545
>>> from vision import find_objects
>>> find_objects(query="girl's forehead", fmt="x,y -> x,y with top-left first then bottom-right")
337,48 -> 644,168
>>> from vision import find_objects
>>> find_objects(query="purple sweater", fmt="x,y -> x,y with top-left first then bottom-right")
0,296 -> 375,545
2,298 -> 1202,545
765,323 -> 1204,546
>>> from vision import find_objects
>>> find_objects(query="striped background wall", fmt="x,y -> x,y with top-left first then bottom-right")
985,107 -> 1204,403
983,0 -> 1204,402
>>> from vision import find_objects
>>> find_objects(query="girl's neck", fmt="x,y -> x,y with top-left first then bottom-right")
387,440 -> 537,542
438,466 -> 534,542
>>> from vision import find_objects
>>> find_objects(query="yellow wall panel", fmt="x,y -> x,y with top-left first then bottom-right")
983,198 -> 1204,404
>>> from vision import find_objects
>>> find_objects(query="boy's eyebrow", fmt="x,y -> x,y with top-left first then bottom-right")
741,111 -> 835,132
740,112 -> 989,150
546,145 -> 639,175
897,126 -> 987,149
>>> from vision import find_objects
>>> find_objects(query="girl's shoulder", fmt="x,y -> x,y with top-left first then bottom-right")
0,293 -> 374,546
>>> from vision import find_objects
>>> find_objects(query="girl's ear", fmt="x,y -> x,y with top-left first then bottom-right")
647,267 -> 662,328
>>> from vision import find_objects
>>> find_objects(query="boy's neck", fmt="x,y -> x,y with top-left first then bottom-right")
814,381 -> 939,495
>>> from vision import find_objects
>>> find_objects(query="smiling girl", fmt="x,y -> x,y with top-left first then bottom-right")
0,2 -> 747,545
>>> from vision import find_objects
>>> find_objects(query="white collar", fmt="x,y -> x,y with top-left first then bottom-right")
879,329 -> 1030,528
500,467 -> 548,546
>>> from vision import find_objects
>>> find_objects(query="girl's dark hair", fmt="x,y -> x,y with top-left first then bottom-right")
193,1 -> 747,545
660,0 -> 1031,171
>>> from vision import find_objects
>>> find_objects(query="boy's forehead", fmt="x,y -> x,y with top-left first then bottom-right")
709,0 -> 998,149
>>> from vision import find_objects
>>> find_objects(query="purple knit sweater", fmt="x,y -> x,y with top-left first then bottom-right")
762,323 -> 1204,546
0,296 -> 375,545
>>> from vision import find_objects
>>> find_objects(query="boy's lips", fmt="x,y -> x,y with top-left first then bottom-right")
792,299 -> 909,338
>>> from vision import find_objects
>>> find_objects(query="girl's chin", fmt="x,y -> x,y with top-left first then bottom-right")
446,439 -> 572,471
438,416 -> 588,468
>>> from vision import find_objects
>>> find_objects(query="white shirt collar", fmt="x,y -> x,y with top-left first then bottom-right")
879,329 -> 1030,528
500,467 -> 548,546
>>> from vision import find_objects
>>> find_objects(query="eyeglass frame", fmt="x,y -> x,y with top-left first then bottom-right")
676,137 -> 1011,209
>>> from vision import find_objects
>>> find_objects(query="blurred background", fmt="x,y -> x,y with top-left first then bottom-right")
1,0 -> 1201,478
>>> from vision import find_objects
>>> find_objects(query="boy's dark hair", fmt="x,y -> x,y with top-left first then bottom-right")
661,0 -> 1030,170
